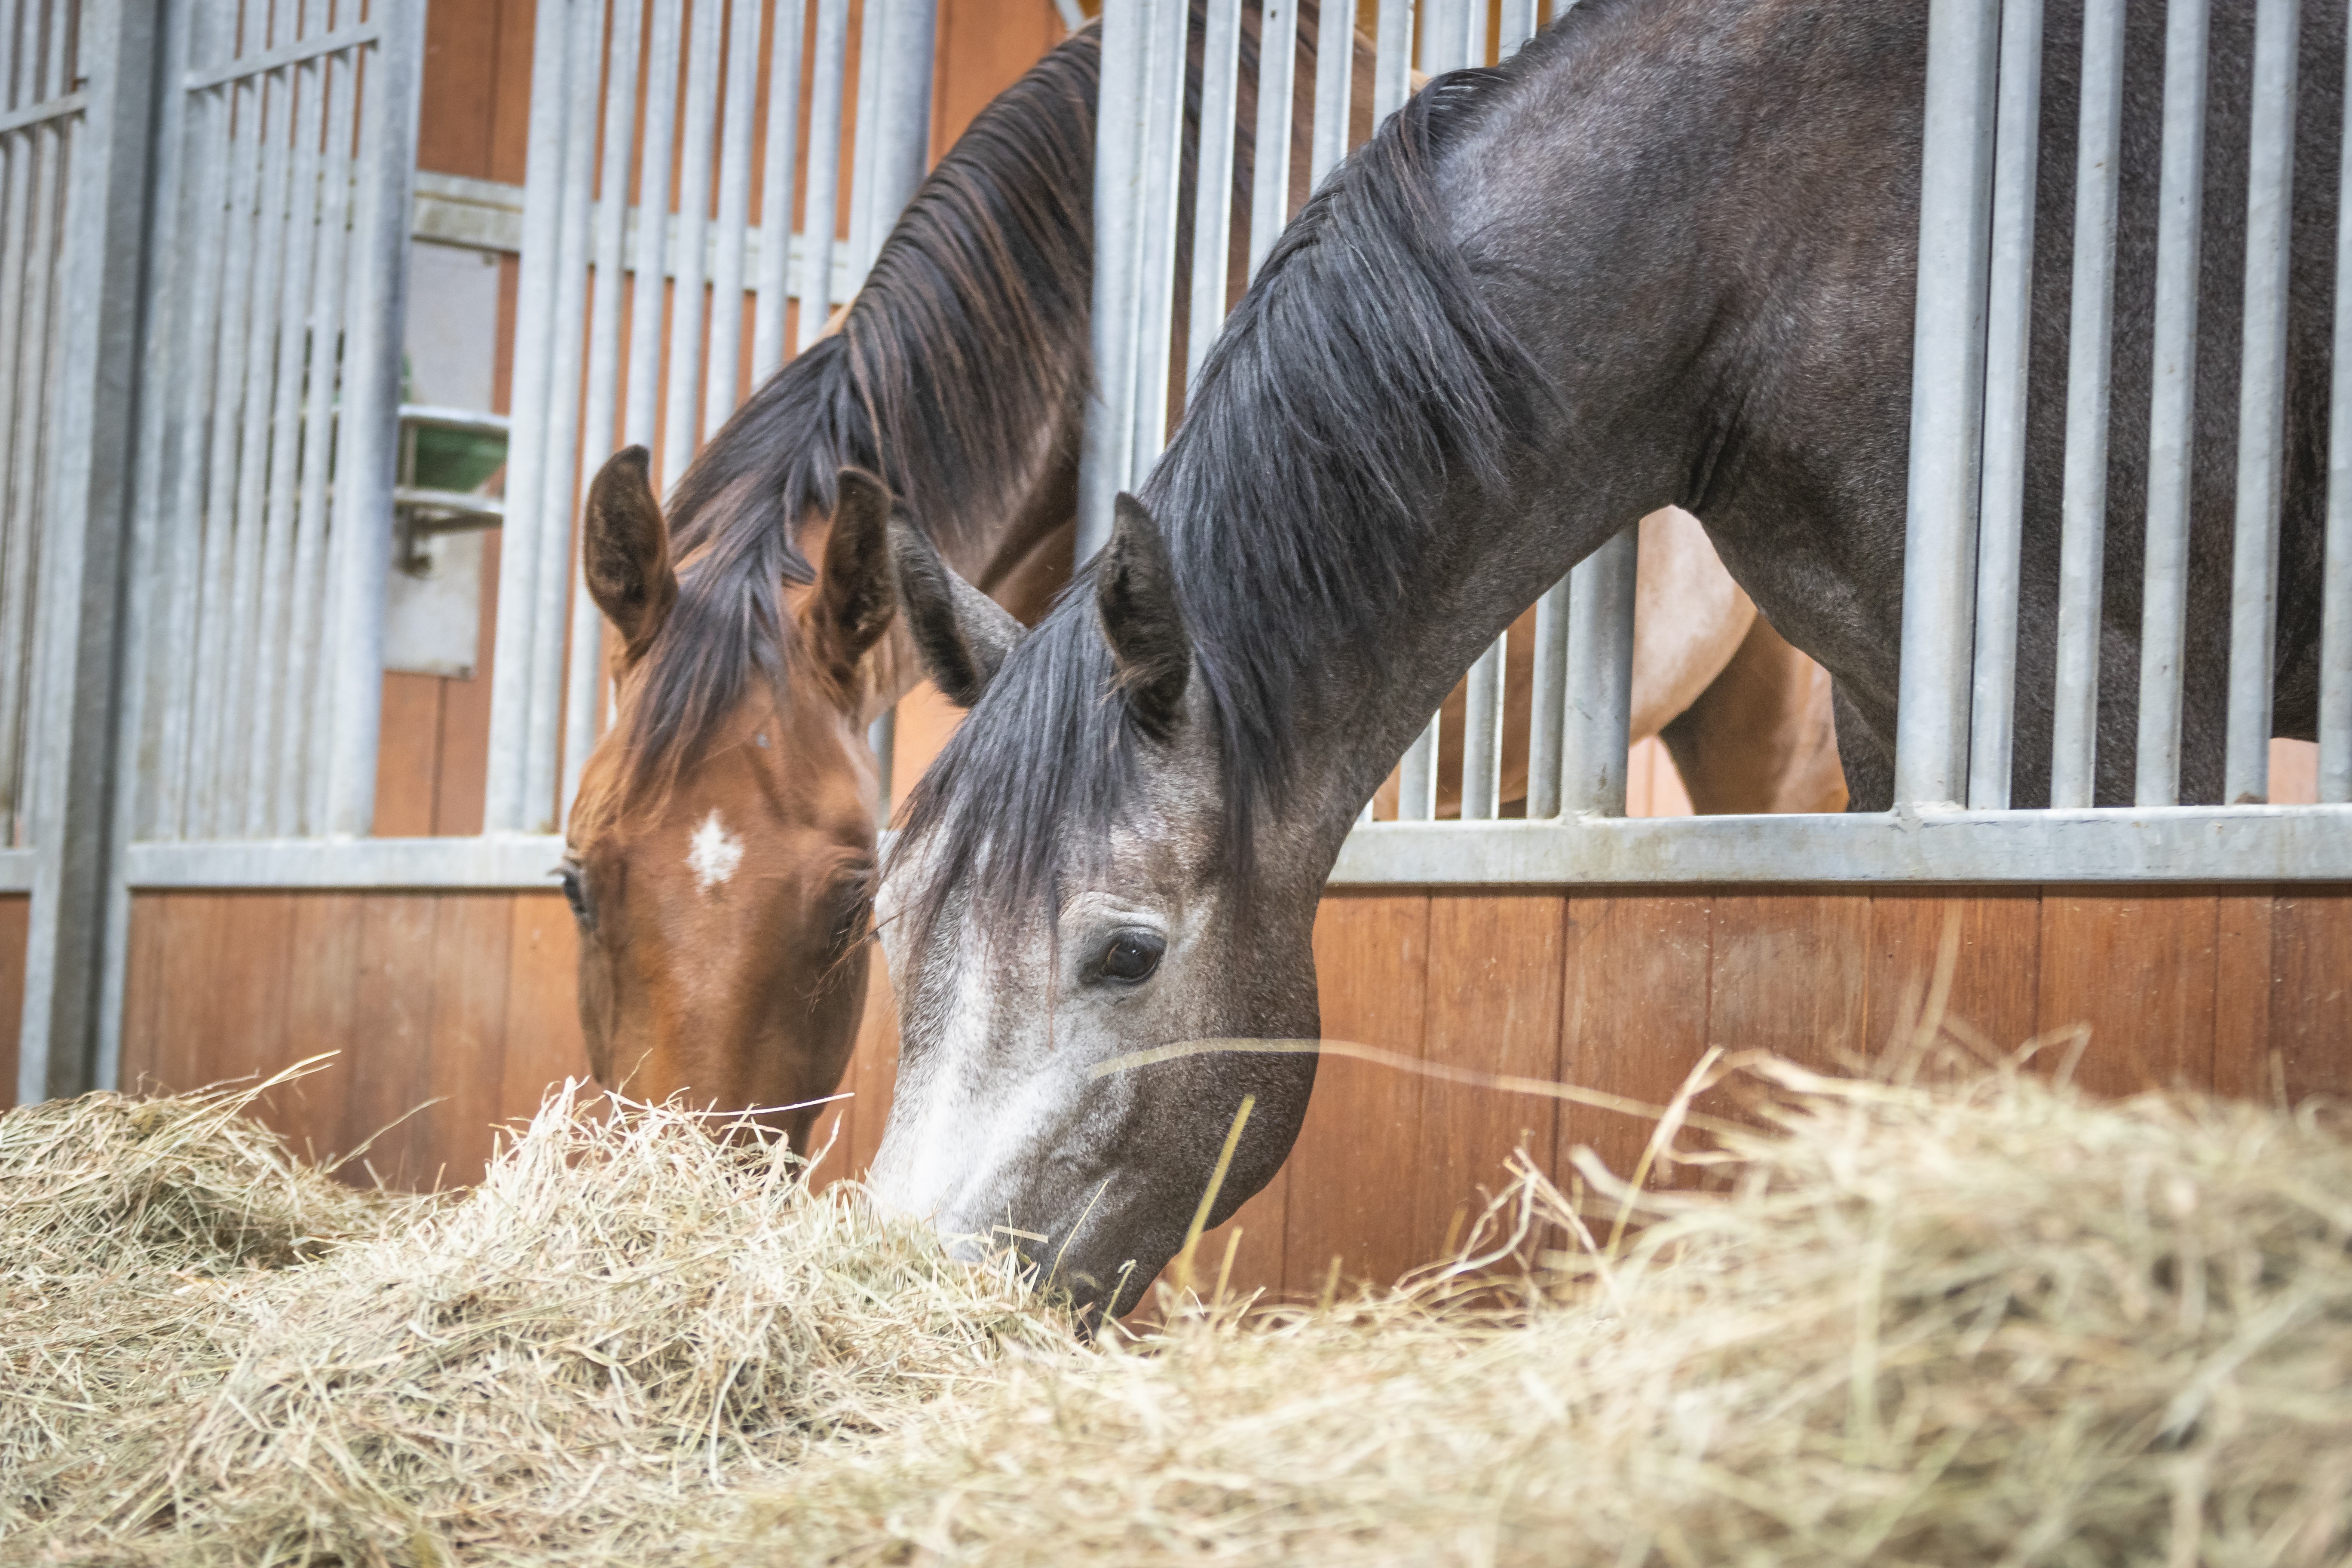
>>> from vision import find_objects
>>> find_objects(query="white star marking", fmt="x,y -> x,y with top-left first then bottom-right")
687,809 -> 744,893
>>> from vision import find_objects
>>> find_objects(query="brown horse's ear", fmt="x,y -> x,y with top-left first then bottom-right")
807,468 -> 899,683
890,511 -> 1026,709
1096,493 -> 1190,739
582,446 -> 676,661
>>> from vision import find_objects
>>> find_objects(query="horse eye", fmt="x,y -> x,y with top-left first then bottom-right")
560,864 -> 593,929
1094,928 -> 1165,984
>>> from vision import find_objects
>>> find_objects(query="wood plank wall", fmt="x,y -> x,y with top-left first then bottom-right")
114,883 -> 2352,1298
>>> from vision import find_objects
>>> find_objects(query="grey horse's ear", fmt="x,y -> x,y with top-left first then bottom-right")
1096,493 -> 1190,739
890,514 -> 1026,708
582,447 -> 677,663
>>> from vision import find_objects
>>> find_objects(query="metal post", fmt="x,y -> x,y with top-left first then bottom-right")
705,0 -> 761,436
847,0 -> 885,276
1966,0 -> 2041,811
2133,0 -> 2209,807
2047,0 -> 2125,808
18,0 -> 160,1102
1309,0 -> 1353,186
796,0 -> 851,351
2224,0 -> 2300,804
1246,0 -> 1295,283
1461,636 -> 1504,819
1891,0 -> 1998,810
1127,0 -> 1187,478
1562,524 -> 1638,815
1372,0 -> 1412,124
1526,577 -> 1569,818
292,47 -> 356,833
664,0 -> 723,485
1418,0 -> 1467,74
324,0 -> 425,838
1076,0 -> 1147,561
1498,0 -> 1539,56
626,1 -> 682,456
752,0 -> 807,384
2324,8 -> 2352,804
1185,0 -> 1243,389
1396,714 -> 1439,819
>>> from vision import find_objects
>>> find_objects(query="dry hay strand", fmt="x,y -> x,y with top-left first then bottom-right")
6,1082 -> 1069,1567
746,1058 -> 2352,1566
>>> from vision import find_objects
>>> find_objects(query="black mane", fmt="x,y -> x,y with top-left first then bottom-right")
610,28 -> 1099,805
894,51 -> 1553,935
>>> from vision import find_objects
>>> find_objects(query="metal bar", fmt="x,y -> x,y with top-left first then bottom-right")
1395,715 -> 1438,820
1526,576 -> 1568,818
867,0 -> 937,236
1127,0 -> 1186,476
1419,0 -> 1467,73
2048,0 -> 2125,808
1309,0 -> 1352,184
848,0 -> 885,278
287,46 -> 355,833
868,707 -> 894,827
1075,0 -> 1145,560
1185,0 -> 1242,389
564,0 -> 643,822
126,834 -> 573,890
218,54 -> 299,835
521,0 -> 606,835
0,87 -> 82,135
1891,0 -> 1999,809
1460,633 -> 1504,819
2224,0 -> 2300,805
796,0 -> 849,351
663,0 -> 721,482
249,18 -> 330,836
401,403 -> 511,438
1326,806 -> 2352,887
1246,0 -> 1294,282
2133,0 -> 2208,807
625,0 -> 681,454
752,0 -> 805,381
323,0 -> 424,837
0,116 -> 37,845
2324,4 -> 2352,804
703,0 -> 758,435
1498,0 -> 1538,56
483,0 -> 575,833
1965,0 -> 2039,812
1562,523 -> 1637,815
1372,0 -> 1412,124
181,18 -> 376,91
395,486 -> 506,520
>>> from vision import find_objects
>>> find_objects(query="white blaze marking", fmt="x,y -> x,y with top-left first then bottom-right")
687,809 -> 744,892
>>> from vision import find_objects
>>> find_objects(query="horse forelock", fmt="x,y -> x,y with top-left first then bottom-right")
601,29 -> 1101,814
894,46 -> 1552,948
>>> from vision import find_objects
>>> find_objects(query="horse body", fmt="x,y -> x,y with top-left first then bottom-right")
873,0 -> 2339,1316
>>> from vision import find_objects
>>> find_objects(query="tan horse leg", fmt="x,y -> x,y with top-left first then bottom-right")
1659,614 -> 1848,814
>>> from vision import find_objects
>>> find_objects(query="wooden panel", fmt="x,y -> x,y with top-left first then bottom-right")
1283,892 -> 1430,1294
498,891 -> 592,1127
2212,891 -> 2276,1101
419,0 -> 516,179
1411,892 -> 1564,1268
277,892 -> 365,1164
372,675 -> 445,838
341,894 -> 443,1188
1559,894 -> 1709,1194
1707,891 -> 1870,1073
420,893 -> 518,1187
1865,888 -> 2042,1057
2271,886 -> 2352,1106
0,894 -> 25,1109
933,0 -> 1065,155
2037,892 -> 2219,1095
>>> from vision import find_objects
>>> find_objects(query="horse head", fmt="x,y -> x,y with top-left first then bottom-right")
564,450 -> 899,1153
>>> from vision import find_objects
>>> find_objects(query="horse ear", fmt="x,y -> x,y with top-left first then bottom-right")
889,511 -> 1026,709
1096,493 -> 1190,738
582,446 -> 677,662
808,469 -> 899,682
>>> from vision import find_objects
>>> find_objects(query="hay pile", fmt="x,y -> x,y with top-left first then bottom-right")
4,1056 -> 2351,1567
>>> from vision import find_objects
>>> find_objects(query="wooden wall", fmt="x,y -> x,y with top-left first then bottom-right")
115,882 -> 2352,1296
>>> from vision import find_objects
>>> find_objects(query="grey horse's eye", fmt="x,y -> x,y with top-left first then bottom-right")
1093,928 -> 1164,984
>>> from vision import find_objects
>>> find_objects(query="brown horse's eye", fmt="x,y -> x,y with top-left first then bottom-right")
1094,929 -> 1164,985
560,863 -> 594,930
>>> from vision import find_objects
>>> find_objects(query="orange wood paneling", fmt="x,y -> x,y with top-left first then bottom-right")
497,891 -> 593,1126
2212,891 -> 2276,1101
1706,891 -> 1870,1074
2272,886 -> 2352,1106
2037,892 -> 2220,1096
1864,889 -> 2042,1058
0,894 -> 25,1109
1558,893 -> 1710,1194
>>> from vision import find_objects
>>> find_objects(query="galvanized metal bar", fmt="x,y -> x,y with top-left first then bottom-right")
0,132 -> 37,845
1309,0 -> 1352,184
1075,0 -> 1145,560
704,0 -> 760,435
846,0 -> 882,276
0,92 -> 84,137
752,0 -> 806,381
521,0 -> 606,835
564,0 -> 644,821
1966,0 -> 2041,811
1372,0 -> 1411,126
625,0 -> 681,452
1245,0 -> 1294,282
1460,633 -> 1504,820
2047,0 -> 2125,809
2324,3 -> 2352,804
1526,576 -> 1568,818
1562,523 -> 1637,815
249,17 -> 331,836
181,18 -> 378,91
2134,0 -> 2209,807
1395,715 -> 1438,820
1127,0 -> 1187,476
1891,0 -> 1998,809
323,0 -> 424,837
218,57 -> 299,834
865,0 -> 939,256
1185,0 -> 1242,389
1418,0 -> 1467,74
483,0 -> 576,833
663,0 -> 721,483
1498,0 -> 1538,56
288,47 -> 356,833
796,0 -> 850,351
2224,0 -> 2300,805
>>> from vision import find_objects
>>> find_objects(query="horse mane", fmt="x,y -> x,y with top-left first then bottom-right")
894,50 -> 1553,939
598,25 -> 1101,815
